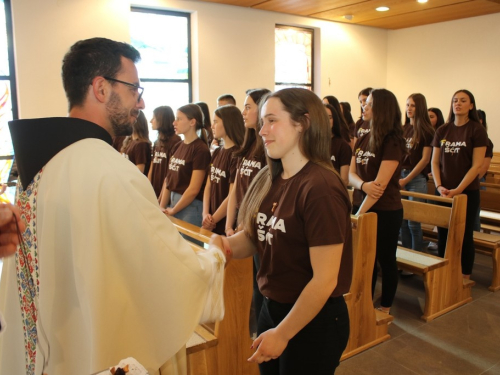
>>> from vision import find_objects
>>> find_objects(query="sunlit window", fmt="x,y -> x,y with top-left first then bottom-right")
130,7 -> 191,141
275,25 -> 313,91
0,0 -> 17,203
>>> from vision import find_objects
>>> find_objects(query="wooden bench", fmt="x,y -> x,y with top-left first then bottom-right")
397,191 -> 474,321
171,211 -> 391,363
168,216 -> 259,375
422,224 -> 500,292
342,212 -> 393,360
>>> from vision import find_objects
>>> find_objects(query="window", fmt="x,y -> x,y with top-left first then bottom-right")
275,25 -> 313,91
0,0 -> 17,202
130,7 -> 191,140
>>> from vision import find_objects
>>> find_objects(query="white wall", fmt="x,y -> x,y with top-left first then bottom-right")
387,13 -> 500,146
10,0 -> 387,119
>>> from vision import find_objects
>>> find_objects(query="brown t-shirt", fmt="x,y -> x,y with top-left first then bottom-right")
431,120 -> 488,191
255,162 -> 353,303
401,124 -> 433,175
124,139 -> 152,176
486,138 -> 494,158
340,123 -> 351,144
348,122 -> 356,139
330,136 -> 352,173
235,140 -> 266,209
353,132 -> 404,210
150,135 -> 182,197
355,119 -> 371,139
209,146 -> 238,234
112,136 -> 126,152
166,138 -> 211,201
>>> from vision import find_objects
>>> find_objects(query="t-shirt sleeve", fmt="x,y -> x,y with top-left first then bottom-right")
193,143 -> 211,170
303,183 -> 349,247
340,142 -> 352,167
134,142 -> 151,165
473,124 -> 489,149
381,135 -> 403,161
431,127 -> 444,148
229,153 -> 238,184
486,139 -> 494,158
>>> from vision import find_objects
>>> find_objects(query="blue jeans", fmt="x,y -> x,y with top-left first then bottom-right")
170,191 -> 203,246
400,171 -> 427,251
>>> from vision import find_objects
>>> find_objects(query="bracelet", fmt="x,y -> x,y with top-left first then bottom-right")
360,182 -> 365,192
436,185 -> 443,189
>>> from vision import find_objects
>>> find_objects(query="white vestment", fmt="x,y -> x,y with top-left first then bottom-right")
0,135 -> 223,375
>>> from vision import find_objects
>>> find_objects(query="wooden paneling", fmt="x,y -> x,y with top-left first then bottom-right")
359,0 -> 500,28
194,0 -> 500,29
311,0 -> 470,24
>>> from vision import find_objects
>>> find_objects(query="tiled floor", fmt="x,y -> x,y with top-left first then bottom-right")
337,252 -> 500,375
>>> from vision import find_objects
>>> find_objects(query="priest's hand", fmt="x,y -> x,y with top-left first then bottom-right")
0,203 -> 25,259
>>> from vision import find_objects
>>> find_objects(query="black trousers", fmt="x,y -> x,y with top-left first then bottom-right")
353,206 -> 403,308
257,296 -> 349,375
436,189 -> 479,275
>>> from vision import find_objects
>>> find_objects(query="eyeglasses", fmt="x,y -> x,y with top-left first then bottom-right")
103,76 -> 144,103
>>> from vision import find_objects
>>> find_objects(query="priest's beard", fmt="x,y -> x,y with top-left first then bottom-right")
106,91 -> 137,137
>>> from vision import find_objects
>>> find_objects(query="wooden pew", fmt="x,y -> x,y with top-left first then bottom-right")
171,211 -> 391,363
397,191 -> 474,321
342,212 -> 393,360
168,216 -> 259,375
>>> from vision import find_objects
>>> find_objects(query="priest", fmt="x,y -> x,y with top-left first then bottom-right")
0,37 -> 225,375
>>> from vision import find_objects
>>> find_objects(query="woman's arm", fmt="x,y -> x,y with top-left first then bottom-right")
248,243 -> 343,363
478,157 -> 492,180
147,161 -> 154,182
399,146 -> 431,189
165,170 -> 206,215
210,230 -> 257,260
445,146 -> 486,198
225,176 -> 239,236
340,165 -> 349,186
430,147 -> 447,196
202,177 -> 215,229
348,156 -> 384,199
356,160 -> 399,215
159,184 -> 171,210
212,183 -> 234,224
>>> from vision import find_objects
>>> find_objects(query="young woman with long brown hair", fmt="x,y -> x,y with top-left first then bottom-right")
212,88 -> 352,374
399,93 -> 435,252
349,88 -> 406,314
431,90 -> 488,278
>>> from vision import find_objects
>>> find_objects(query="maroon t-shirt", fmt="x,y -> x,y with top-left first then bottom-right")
235,140 -> 266,209
255,162 -> 352,303
150,135 -> 182,197
431,120 -> 488,191
486,138 -> 494,158
401,124 -> 434,175
353,132 -> 404,210
340,123 -> 351,144
124,139 -> 152,176
355,119 -> 371,139
209,146 -> 238,234
166,138 -> 211,201
330,136 -> 352,173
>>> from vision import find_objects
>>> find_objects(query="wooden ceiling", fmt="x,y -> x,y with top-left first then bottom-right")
194,0 -> 500,29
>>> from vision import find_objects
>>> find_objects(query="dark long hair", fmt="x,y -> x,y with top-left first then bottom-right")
153,106 -> 175,149
195,102 -> 214,144
214,105 -> 245,149
121,111 -> 150,153
477,109 -> 487,130
358,87 -> 373,118
340,102 -> 354,124
235,88 -> 271,157
324,103 -> 342,138
447,89 -> 480,124
428,107 -> 445,129
323,95 -> 350,139
368,89 -> 405,154
407,93 -> 434,149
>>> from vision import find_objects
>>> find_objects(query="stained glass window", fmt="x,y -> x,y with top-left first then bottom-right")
0,0 -> 17,204
275,25 -> 314,91
130,7 -> 191,142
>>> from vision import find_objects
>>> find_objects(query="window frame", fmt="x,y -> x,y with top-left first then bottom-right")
130,6 -> 192,103
274,24 -> 314,91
